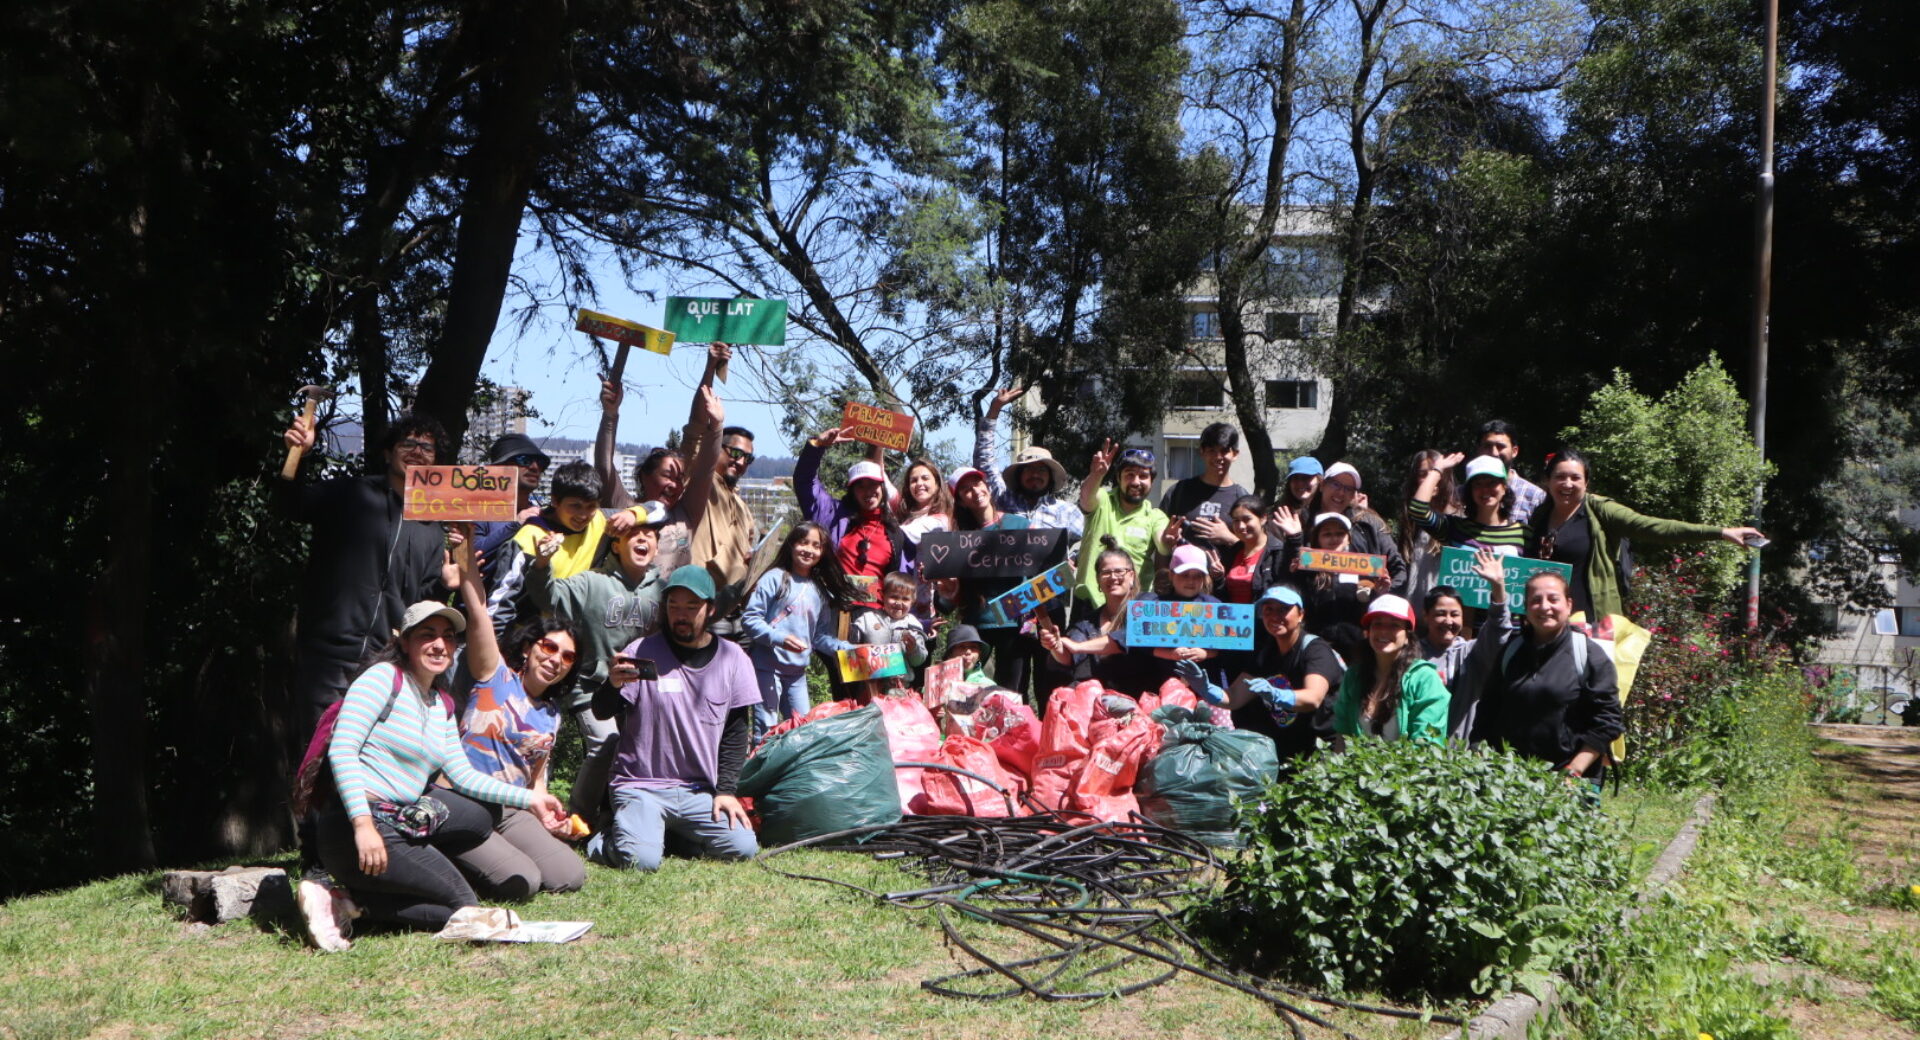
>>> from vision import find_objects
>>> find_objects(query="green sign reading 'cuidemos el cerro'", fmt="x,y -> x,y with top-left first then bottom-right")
662,296 -> 788,345
1438,547 -> 1572,613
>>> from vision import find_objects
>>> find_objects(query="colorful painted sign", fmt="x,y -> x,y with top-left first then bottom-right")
1123,600 -> 1258,651
842,401 -> 915,452
574,309 -> 674,355
1438,547 -> 1572,612
836,643 -> 908,682
1297,549 -> 1386,577
923,657 -> 966,710
988,561 -> 1074,620
918,528 -> 1067,579
662,296 -> 788,345
403,465 -> 517,522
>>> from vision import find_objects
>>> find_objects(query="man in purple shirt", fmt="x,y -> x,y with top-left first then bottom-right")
586,565 -> 760,871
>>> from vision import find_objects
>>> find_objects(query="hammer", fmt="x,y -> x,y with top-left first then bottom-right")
281,384 -> 335,479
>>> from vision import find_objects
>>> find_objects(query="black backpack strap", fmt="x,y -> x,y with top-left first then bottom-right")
375,665 -> 406,725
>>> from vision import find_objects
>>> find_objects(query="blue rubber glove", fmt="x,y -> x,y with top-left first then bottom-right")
1244,677 -> 1297,722
1171,659 -> 1227,706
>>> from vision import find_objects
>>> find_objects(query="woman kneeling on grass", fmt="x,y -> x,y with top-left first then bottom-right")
300,600 -> 568,951
1331,594 -> 1450,744
450,533 -> 588,899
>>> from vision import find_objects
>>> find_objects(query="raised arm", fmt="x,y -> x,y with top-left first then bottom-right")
793,429 -> 846,525
975,385 -> 1022,502
1081,439 -> 1115,515
1408,451 -> 1465,525
595,379 -> 636,510
452,526 -> 502,683
678,384 -> 723,533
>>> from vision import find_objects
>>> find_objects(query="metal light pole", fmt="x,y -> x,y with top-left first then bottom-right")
1746,0 -> 1778,632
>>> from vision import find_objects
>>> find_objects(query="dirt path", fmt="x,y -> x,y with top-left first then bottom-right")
1811,723 -> 1920,879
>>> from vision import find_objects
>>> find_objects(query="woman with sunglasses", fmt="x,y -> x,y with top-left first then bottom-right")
298,598 -> 569,951
1526,448 -> 1765,623
449,541 -> 589,899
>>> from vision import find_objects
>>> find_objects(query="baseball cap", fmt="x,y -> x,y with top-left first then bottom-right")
1286,457 -> 1324,479
1257,585 -> 1305,611
401,601 -> 466,635
1464,455 -> 1509,484
948,467 -> 988,493
1311,512 -> 1353,532
1323,462 -> 1362,489
847,460 -> 887,486
1170,544 -> 1210,575
663,564 -> 716,602
1362,594 -> 1417,629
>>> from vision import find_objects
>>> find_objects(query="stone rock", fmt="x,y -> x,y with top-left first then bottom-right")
160,866 -> 292,924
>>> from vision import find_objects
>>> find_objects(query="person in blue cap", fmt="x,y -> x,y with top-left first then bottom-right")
1273,456 -> 1322,532
1224,585 -> 1344,761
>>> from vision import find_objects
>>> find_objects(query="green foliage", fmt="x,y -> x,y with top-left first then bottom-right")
1560,358 -> 1772,600
1200,741 -> 1626,999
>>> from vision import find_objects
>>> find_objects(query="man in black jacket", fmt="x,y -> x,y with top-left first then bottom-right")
280,413 -> 451,731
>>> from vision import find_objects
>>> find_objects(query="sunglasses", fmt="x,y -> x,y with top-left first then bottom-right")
506,454 -> 547,468
725,446 -> 756,465
535,637 -> 577,665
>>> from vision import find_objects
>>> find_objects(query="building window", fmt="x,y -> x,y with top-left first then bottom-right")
1264,311 -> 1318,340
1171,371 -> 1224,410
1266,379 -> 1318,409
1188,310 -> 1221,341
1163,439 -> 1202,482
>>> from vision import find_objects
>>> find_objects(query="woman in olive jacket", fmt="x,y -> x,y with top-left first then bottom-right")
1524,449 -> 1764,622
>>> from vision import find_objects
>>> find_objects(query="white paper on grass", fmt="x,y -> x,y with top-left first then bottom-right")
434,906 -> 593,944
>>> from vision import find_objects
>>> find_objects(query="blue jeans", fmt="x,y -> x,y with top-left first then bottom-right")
587,785 -> 758,872
755,668 -> 810,734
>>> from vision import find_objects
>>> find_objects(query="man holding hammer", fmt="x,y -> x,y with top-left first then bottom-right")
280,399 -> 453,730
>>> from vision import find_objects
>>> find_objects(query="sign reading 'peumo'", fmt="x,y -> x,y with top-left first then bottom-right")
403,466 -> 517,522
1124,600 -> 1258,650
917,528 -> 1067,579
661,296 -> 788,346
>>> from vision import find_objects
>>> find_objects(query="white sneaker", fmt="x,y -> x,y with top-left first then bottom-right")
298,878 -> 352,952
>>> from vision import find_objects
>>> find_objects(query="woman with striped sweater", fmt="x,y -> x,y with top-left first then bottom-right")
300,600 -> 568,951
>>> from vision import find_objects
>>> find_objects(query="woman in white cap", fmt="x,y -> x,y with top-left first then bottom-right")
1304,461 -> 1407,593
1331,594 -> 1451,744
297,600 -> 569,951
1283,511 -> 1390,637
1408,452 -> 1527,553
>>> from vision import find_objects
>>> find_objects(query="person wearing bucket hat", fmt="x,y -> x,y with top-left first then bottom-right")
974,385 -> 1084,536
298,598 -> 569,949
1409,452 -> 1527,554
1074,438 -> 1174,606
587,564 -> 763,872
1330,592 -> 1451,744
1222,584 -> 1344,760
795,425 -> 914,608
1302,461 -> 1407,594
942,624 -> 994,685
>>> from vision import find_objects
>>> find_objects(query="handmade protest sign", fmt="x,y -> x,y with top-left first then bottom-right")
917,528 -> 1067,579
662,296 -> 788,346
575,309 -> 674,356
924,657 -> 966,710
837,643 -> 907,682
403,466 -> 516,522
842,401 -> 914,452
1438,547 -> 1572,612
1124,600 -> 1258,651
1297,548 -> 1386,577
988,561 -> 1074,620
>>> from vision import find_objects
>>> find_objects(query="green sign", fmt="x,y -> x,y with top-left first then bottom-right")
1437,547 -> 1572,613
662,296 -> 787,345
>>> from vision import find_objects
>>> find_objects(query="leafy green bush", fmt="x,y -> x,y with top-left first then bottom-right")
1199,741 -> 1627,998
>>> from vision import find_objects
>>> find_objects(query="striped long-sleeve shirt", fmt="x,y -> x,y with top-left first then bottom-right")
327,662 -> 536,820
1408,498 -> 1526,553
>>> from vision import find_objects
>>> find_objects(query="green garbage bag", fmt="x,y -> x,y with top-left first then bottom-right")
1136,706 -> 1279,847
738,705 -> 902,847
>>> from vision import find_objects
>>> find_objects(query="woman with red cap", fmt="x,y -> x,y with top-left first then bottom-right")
1331,593 -> 1451,743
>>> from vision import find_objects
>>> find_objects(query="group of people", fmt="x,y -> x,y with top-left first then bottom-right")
277,356 -> 1762,952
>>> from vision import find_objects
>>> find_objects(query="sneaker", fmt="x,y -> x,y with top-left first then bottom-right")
330,886 -> 363,939
298,877 -> 352,952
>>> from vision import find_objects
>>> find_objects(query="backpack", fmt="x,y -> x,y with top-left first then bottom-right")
1500,627 -> 1589,676
290,667 -> 453,818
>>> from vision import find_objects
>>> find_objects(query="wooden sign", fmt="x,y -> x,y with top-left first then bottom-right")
842,401 -> 915,451
1438,547 -> 1572,613
574,309 -> 674,355
403,465 -> 516,522
918,528 -> 1066,579
1298,549 -> 1386,577
837,643 -> 907,682
988,561 -> 1074,620
1124,600 -> 1257,651
662,296 -> 788,345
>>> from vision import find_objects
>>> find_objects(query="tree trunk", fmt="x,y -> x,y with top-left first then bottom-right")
413,0 -> 566,455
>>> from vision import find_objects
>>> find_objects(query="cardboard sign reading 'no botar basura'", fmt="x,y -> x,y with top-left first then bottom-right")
403,466 -> 517,522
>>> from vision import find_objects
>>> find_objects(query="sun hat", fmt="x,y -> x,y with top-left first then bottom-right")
1169,545 -> 1210,575
1286,457 -> 1324,479
1323,462 -> 1362,489
1362,594 -> 1417,629
663,564 -> 716,602
1463,455 -> 1509,484
401,601 -> 466,635
945,625 -> 987,654
947,466 -> 988,493
1001,446 -> 1070,493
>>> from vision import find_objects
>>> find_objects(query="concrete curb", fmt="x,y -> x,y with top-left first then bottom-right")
1447,791 -> 1718,1040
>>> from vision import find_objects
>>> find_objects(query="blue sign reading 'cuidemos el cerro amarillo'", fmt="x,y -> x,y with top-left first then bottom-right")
1123,600 -> 1257,650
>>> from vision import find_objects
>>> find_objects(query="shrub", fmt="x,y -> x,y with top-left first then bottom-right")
1199,741 -> 1627,998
